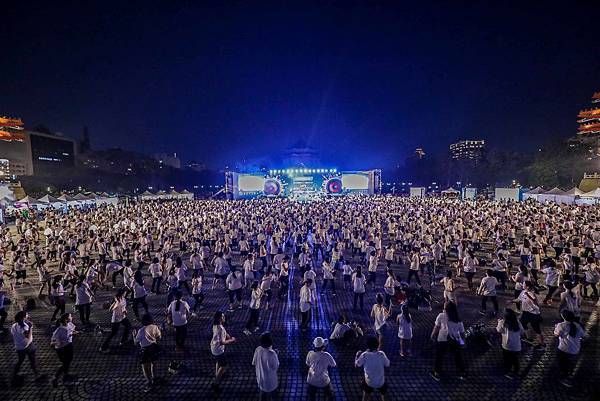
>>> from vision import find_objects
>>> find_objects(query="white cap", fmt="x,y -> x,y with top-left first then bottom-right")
313,337 -> 328,348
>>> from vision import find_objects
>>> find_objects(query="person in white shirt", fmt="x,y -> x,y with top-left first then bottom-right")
383,270 -> 397,307
321,258 -> 336,295
542,261 -> 560,304
191,271 -> 204,313
50,313 -> 78,387
496,308 -> 524,378
352,268 -> 367,311
514,281 -> 546,351
226,266 -> 244,311
134,313 -> 162,391
211,311 -> 236,390
244,281 -> 263,335
299,277 -> 316,331
330,315 -> 363,345
396,304 -> 412,357
478,269 -> 499,315
407,250 -> 421,286
342,258 -> 353,290
441,269 -> 458,305
554,310 -> 585,388
252,332 -> 280,400
74,276 -> 93,325
429,301 -> 466,381
167,291 -> 190,350
132,271 -> 149,320
148,257 -> 163,294
11,311 -> 42,384
371,293 -> 390,346
100,289 -> 131,352
305,337 -> 336,401
355,336 -> 391,401
462,251 -> 478,291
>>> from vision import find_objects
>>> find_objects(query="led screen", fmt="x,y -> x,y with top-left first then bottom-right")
238,175 -> 265,192
342,173 -> 369,190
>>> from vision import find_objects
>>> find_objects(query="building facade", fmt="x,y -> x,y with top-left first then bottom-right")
575,91 -> 600,157
449,139 -> 485,163
0,117 -> 77,176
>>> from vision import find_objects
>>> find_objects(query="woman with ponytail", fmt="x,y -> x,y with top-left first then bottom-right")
553,310 -> 585,388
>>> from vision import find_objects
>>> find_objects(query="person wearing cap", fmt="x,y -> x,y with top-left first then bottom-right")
252,332 -> 280,400
305,337 -> 336,401
355,336 -> 391,401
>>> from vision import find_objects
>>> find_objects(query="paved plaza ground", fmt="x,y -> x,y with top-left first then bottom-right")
1,240 -> 598,401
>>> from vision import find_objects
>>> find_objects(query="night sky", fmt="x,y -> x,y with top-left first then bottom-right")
2,1 -> 599,170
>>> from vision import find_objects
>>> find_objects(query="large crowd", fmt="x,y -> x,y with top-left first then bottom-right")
0,196 -> 599,400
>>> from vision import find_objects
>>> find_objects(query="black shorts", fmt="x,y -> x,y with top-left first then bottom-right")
216,273 -> 228,281
16,270 -> 26,279
362,380 -> 387,394
140,343 -> 160,364
520,311 -> 542,334
344,275 -> 351,282
214,353 -> 228,366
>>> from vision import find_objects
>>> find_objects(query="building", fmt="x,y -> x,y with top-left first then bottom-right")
154,152 -> 182,169
0,117 -> 77,176
575,91 -> 600,157
0,159 -> 10,182
450,139 -> 485,163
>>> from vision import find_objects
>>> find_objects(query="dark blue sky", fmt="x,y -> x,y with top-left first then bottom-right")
2,1 -> 599,169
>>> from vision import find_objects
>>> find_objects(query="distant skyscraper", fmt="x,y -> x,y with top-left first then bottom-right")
575,91 -> 600,157
449,140 -> 485,163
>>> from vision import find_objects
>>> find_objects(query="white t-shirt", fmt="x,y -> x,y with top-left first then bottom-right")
397,314 -> 413,340
211,324 -> 227,355
135,324 -> 162,348
434,312 -> 465,342
352,273 -> 366,293
479,276 -> 498,296
111,298 -> 127,323
252,346 -> 280,392
11,322 -> 33,350
168,300 -> 190,326
371,304 -> 388,331
355,350 -> 390,389
305,350 -> 336,387
51,322 -> 76,349
496,319 -> 523,352
554,321 -> 585,355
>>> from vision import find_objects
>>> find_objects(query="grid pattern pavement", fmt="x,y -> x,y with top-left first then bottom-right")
0,244 -> 598,401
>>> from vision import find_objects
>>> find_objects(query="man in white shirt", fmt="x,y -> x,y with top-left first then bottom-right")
355,336 -> 391,400
305,337 -> 336,401
300,279 -> 316,331
478,269 -> 499,315
252,332 -> 280,399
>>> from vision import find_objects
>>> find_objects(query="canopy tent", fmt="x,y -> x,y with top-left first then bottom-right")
523,186 -> 544,201
155,190 -> 168,200
565,187 -> 585,196
138,190 -> 157,201
581,188 -> 600,198
179,189 -> 194,200
17,196 -> 41,204
38,194 -> 64,209
536,187 -> 575,204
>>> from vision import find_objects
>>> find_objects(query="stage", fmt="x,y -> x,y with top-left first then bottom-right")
225,168 -> 381,200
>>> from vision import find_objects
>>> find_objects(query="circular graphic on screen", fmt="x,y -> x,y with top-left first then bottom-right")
324,177 -> 343,194
264,178 -> 282,196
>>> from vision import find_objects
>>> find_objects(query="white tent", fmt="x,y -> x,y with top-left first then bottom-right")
156,190 -> 168,200
168,189 -> 180,199
38,194 -> 65,209
537,187 -> 575,204
58,194 -> 82,207
523,186 -> 544,201
138,190 -> 156,201
581,188 -> 600,198
565,187 -> 585,196
179,189 -> 194,200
